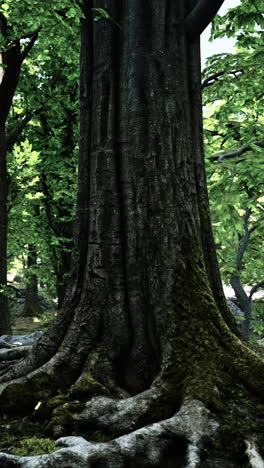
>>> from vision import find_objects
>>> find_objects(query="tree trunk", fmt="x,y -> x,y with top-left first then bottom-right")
0,2 -> 263,467
230,274 -> 252,342
0,16 -> 21,335
22,245 -> 42,317
0,126 -> 11,334
56,246 -> 72,309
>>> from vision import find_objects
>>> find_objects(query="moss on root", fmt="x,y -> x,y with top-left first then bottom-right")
33,374 -> 112,437
12,437 -> 58,456
46,400 -> 85,436
0,373 -> 55,413
69,374 -> 110,399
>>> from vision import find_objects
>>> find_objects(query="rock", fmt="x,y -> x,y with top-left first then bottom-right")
0,331 -> 43,349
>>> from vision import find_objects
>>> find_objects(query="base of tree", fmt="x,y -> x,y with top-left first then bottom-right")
0,396 -> 263,467
0,368 -> 263,467
21,301 -> 43,318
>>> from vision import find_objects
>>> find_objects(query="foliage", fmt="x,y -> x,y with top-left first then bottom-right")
203,0 -> 264,290
0,0 -> 80,298
251,302 -> 264,337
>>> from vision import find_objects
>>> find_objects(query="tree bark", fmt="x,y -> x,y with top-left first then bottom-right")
0,126 -> 11,334
22,245 -> 42,317
0,1 -> 263,466
0,17 -> 21,334
230,274 -> 252,342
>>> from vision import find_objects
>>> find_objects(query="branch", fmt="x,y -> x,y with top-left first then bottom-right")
0,11 -> 7,33
6,104 -> 46,151
6,113 -> 33,151
20,27 -> 41,63
249,215 -> 264,234
209,142 -> 264,162
202,71 -> 225,89
19,29 -> 41,40
235,208 -> 251,272
202,70 -> 243,89
249,280 -> 264,300
184,0 -> 225,41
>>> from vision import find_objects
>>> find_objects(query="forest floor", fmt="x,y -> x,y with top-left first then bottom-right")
11,314 -> 55,335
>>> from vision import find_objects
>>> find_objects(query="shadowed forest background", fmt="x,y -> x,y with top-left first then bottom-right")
0,0 -> 263,467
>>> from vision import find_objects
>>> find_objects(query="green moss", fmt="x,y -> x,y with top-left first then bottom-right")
32,374 -> 111,436
0,373 -> 54,413
69,374 -> 110,399
0,414 -> 52,455
12,437 -> 58,456
46,400 -> 85,436
32,393 -> 70,420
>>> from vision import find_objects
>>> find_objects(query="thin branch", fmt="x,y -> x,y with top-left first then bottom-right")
202,69 -> 243,89
249,215 -> 264,234
6,69 -> 63,150
20,27 -> 41,63
209,141 -> 264,162
19,29 -> 41,40
236,208 -> 251,272
6,104 -> 46,151
202,71 -> 225,89
184,0 -> 225,41
256,204 -> 264,212
6,113 -> 33,151
249,280 -> 264,300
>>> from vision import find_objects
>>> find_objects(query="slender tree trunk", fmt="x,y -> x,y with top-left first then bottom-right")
0,126 -> 11,334
56,247 -> 72,309
22,245 -> 42,317
0,2 -> 263,467
230,274 -> 252,341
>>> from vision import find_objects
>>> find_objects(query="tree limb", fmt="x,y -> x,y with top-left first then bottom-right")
202,71 -> 225,88
249,215 -> 264,234
20,27 -> 41,63
6,113 -> 33,151
236,208 -> 251,272
209,142 -> 264,162
184,0 -> 225,41
202,70 -> 243,89
0,11 -> 7,33
6,69 -> 63,150
249,281 -> 264,300
19,29 -> 41,40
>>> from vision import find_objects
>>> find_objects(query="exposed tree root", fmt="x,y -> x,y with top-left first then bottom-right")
0,346 -> 31,361
245,440 -> 264,468
0,398 -> 219,467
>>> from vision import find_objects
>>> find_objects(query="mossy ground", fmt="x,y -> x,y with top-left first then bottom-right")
0,413 -> 56,455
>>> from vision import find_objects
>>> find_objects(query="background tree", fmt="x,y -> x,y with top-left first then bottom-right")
203,0 -> 264,340
0,1 -> 263,467
0,7 -> 40,333
1,0 -> 80,316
